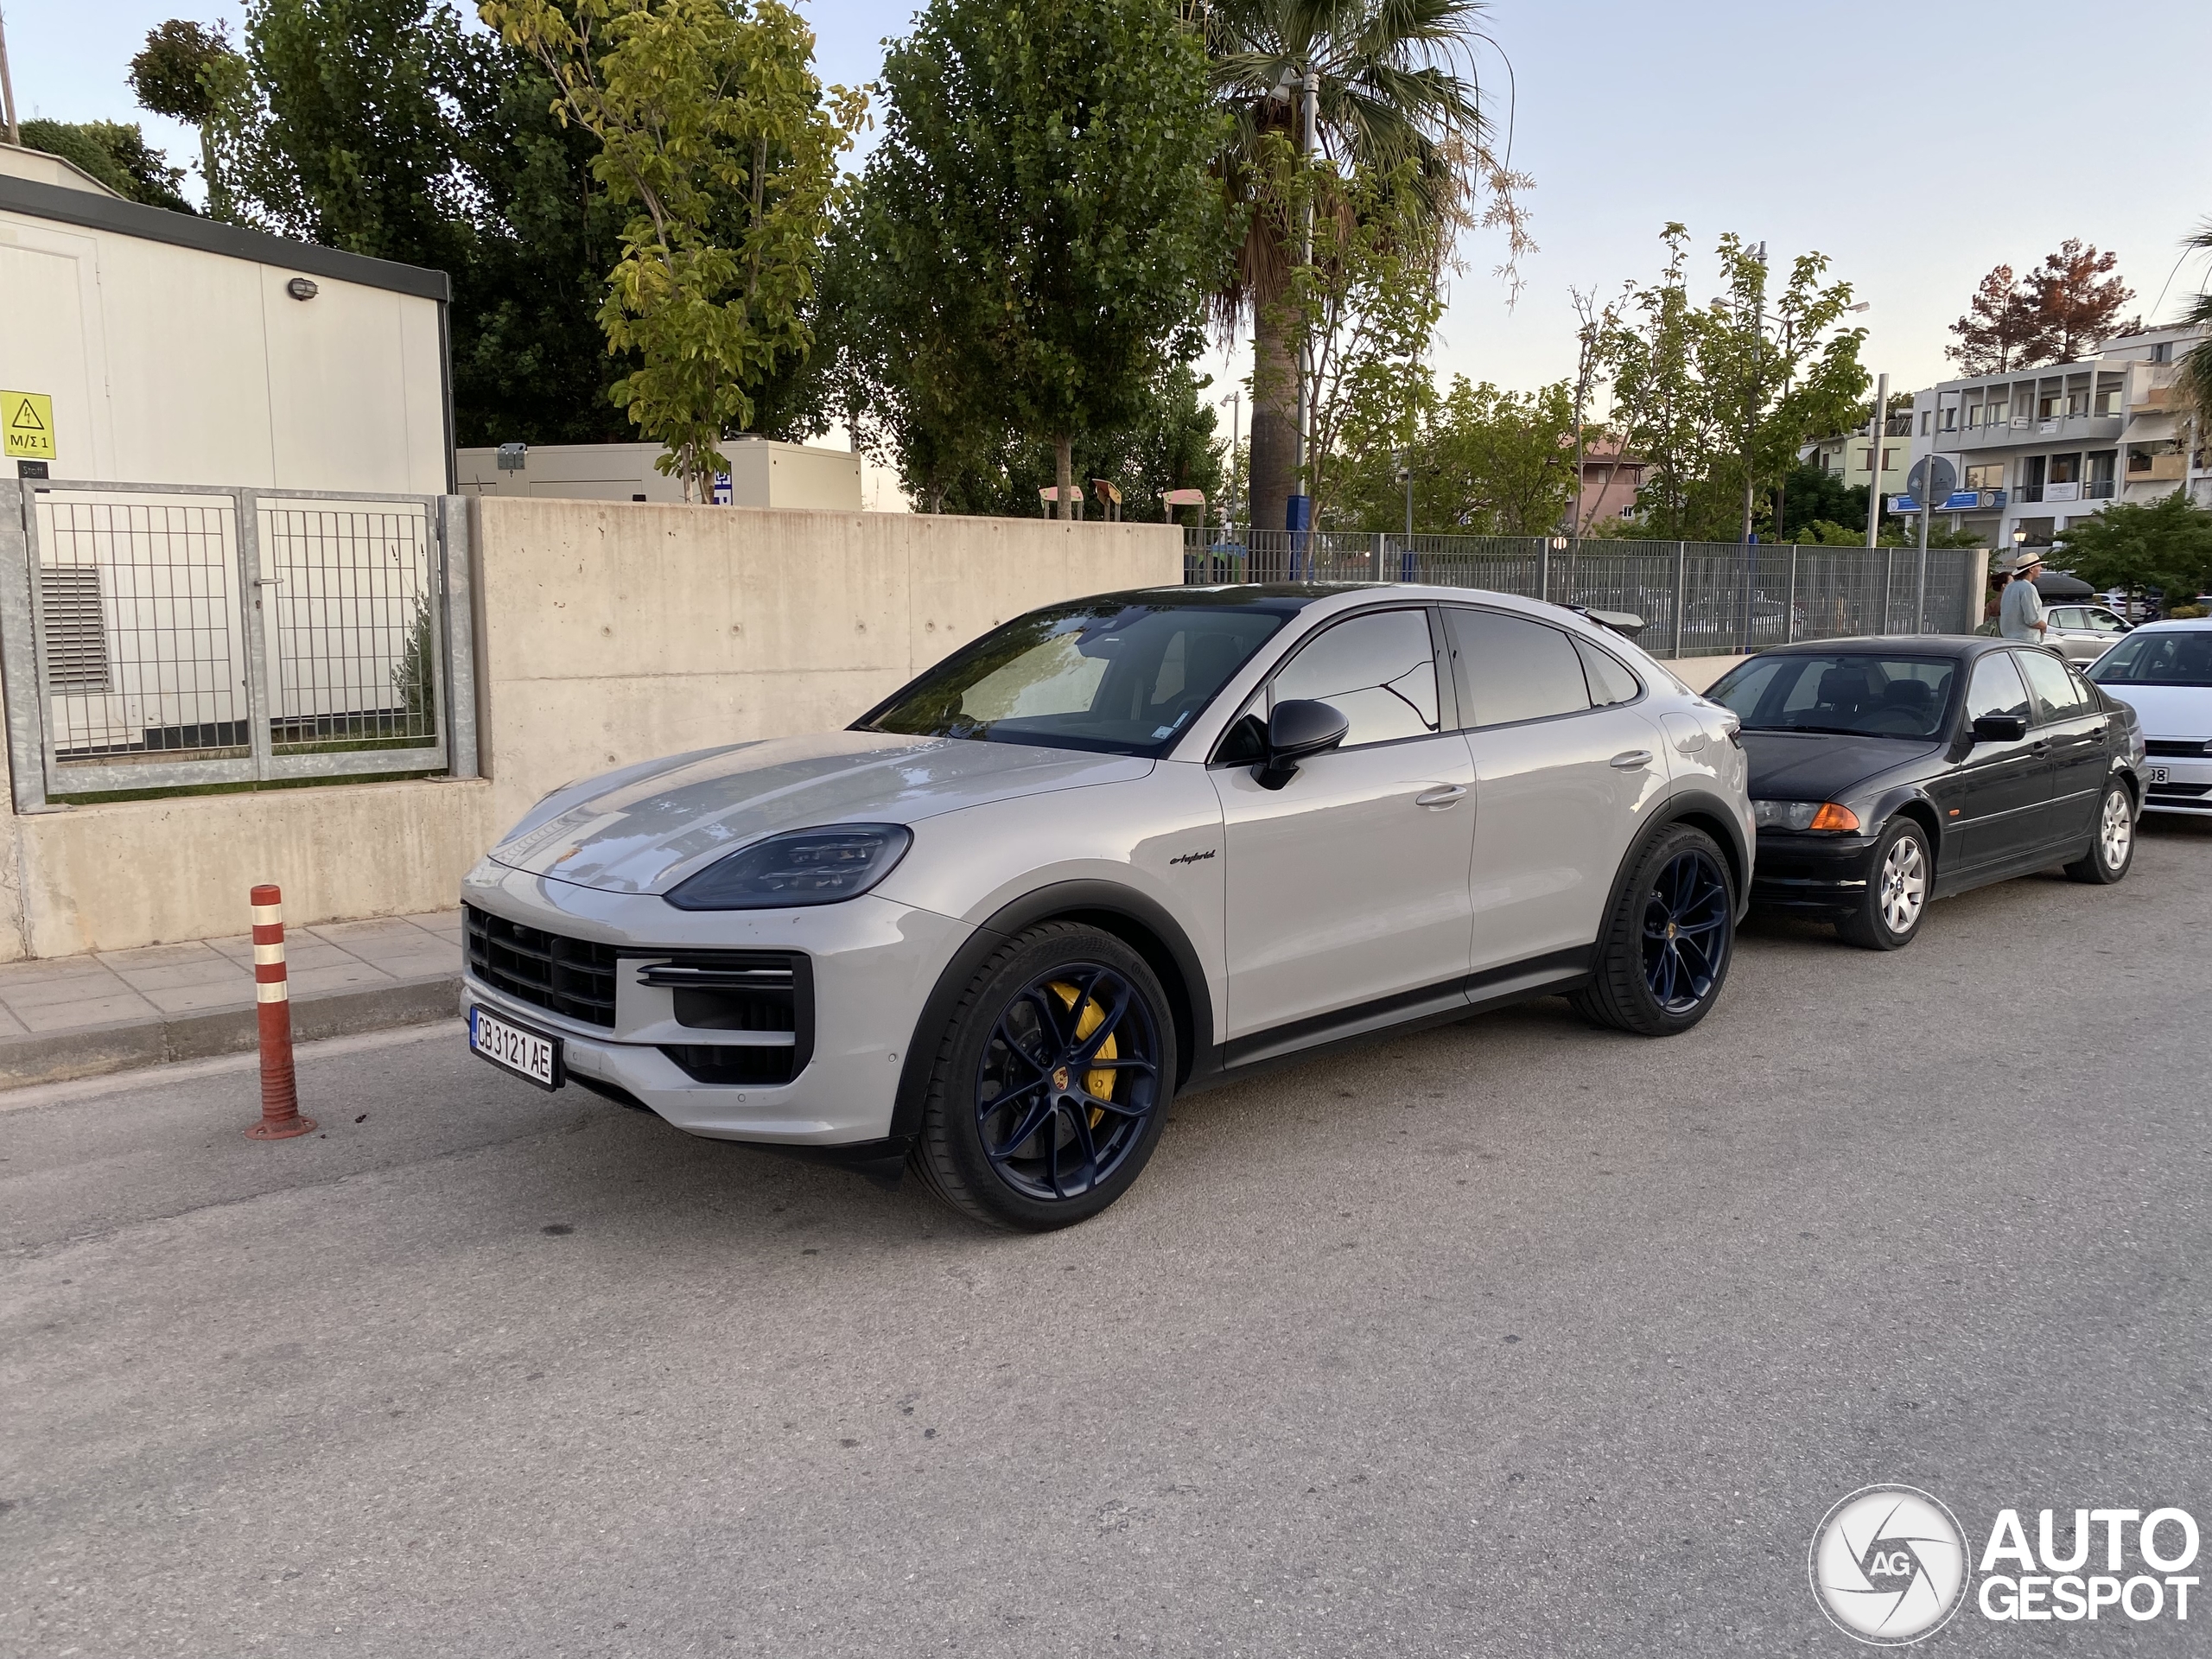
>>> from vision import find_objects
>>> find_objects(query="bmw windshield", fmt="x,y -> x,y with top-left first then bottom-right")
1709,652 -> 1958,740
856,596 -> 1294,756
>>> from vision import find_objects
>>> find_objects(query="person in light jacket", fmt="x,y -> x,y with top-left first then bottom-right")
1999,550 -> 2048,643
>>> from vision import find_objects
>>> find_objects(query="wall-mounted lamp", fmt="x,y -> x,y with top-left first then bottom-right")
286,276 -> 320,301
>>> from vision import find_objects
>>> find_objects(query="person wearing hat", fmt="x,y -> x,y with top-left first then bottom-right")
1999,548 -> 2049,642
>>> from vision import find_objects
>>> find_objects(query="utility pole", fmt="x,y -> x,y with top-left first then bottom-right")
1287,67 -> 1319,539
0,3 -> 21,149
1740,241 -> 1766,545
1863,372 -> 1889,548
1226,390 -> 1241,528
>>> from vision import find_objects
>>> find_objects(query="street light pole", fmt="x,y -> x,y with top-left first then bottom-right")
1863,372 -> 1889,548
1740,242 -> 1766,545
0,3 -> 21,149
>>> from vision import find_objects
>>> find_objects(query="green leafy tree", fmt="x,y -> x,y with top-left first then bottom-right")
1329,374 -> 1576,536
485,0 -> 864,496
128,20 -> 244,216
1255,148 -> 1444,527
1203,0 -> 1528,532
858,0 -> 1225,520
16,119 -> 193,213
2054,491 -> 2212,607
1596,224 -> 1867,543
931,365 -> 1227,521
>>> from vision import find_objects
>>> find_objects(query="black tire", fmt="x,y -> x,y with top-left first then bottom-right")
2063,779 -> 2136,885
909,922 -> 1176,1231
1835,817 -> 1933,951
1570,822 -> 1736,1037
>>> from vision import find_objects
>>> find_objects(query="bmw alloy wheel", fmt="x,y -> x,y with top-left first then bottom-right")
1878,833 -> 1928,936
2099,786 -> 2132,870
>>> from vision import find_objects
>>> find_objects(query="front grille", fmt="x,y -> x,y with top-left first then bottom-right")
2146,739 -> 2210,758
2149,783 -> 2212,800
464,905 -> 620,1028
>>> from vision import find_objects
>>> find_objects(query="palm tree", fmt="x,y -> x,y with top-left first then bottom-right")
1205,0 -> 1517,532
2178,220 -> 2212,432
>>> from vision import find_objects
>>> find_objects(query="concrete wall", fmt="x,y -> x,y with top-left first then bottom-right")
472,498 -> 1185,831
0,501 -> 1178,957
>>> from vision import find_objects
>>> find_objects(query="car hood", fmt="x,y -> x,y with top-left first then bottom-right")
1740,730 -> 1944,803
489,731 -> 1153,894
2094,683 -> 2212,739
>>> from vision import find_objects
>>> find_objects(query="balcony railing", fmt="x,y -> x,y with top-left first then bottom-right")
2014,483 -> 2043,503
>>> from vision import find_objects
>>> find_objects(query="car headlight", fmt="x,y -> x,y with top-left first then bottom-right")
1752,799 -> 1860,832
663,823 -> 913,911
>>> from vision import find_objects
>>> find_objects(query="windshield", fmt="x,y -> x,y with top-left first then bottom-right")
1708,652 -> 1958,740
2085,631 -> 2212,688
857,599 -> 1290,755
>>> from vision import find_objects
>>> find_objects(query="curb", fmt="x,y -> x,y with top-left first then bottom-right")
0,974 -> 461,1090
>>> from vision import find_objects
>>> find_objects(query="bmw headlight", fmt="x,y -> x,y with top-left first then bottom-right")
663,823 -> 912,911
1753,799 -> 1860,833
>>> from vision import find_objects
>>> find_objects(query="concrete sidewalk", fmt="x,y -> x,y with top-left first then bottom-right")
0,911 -> 462,1088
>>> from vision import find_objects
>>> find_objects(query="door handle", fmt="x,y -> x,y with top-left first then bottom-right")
1609,750 -> 1654,771
2030,740 -> 2050,755
1414,784 -> 1466,808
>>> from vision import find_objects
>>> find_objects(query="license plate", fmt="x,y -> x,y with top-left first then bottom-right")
2150,766 -> 2170,785
469,1006 -> 563,1090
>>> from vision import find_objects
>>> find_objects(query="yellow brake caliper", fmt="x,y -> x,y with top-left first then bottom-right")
1046,982 -> 1116,1127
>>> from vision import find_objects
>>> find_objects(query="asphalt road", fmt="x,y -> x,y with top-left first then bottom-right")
6,818 -> 2211,1659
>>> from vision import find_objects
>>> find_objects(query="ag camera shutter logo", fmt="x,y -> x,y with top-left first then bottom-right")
1809,1484 -> 1971,1645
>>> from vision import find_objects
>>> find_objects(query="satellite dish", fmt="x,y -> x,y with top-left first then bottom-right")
1905,454 -> 1956,508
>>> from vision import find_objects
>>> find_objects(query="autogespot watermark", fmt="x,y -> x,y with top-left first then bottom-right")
1808,1484 -> 2201,1644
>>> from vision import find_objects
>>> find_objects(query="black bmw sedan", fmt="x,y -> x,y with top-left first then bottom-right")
1704,638 -> 2145,949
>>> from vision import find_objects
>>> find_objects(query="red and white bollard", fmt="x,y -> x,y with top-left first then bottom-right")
244,882 -> 315,1141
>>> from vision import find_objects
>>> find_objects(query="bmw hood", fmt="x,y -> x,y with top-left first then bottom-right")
2094,683 -> 2212,740
1740,731 -> 1943,803
490,732 -> 1153,894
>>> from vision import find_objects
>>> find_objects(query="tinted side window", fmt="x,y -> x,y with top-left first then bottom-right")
2017,649 -> 2091,721
1575,637 -> 1643,707
1269,609 -> 1440,747
1965,652 -> 2031,722
1447,609 -> 1591,728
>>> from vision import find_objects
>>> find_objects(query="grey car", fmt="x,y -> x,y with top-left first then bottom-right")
2043,603 -> 2132,664
460,583 -> 1753,1230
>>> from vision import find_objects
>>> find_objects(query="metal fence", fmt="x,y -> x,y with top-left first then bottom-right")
1181,529 -> 1984,659
0,480 -> 477,806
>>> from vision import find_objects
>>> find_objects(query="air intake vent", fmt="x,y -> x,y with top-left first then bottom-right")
40,565 -> 111,694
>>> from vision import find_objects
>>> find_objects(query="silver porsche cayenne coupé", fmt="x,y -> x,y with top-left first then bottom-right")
461,583 -> 1753,1230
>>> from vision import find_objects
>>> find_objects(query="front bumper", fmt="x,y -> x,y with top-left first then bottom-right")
460,860 -> 973,1146
1747,830 -> 1877,914
2141,753 -> 2212,815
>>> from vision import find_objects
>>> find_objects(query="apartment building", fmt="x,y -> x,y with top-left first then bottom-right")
1803,406 -> 1915,504
1903,325 -> 2207,548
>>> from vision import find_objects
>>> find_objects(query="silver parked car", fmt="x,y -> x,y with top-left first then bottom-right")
461,584 -> 1753,1230
2085,620 -> 2212,816
2042,602 -> 2132,664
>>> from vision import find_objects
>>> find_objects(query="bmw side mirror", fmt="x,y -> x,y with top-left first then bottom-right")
1971,713 -> 2029,744
1254,699 -> 1350,790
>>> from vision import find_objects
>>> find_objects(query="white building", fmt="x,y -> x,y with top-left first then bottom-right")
0,142 -> 450,494
1803,404 -> 1915,517
1904,326 -> 2208,549
456,436 -> 861,510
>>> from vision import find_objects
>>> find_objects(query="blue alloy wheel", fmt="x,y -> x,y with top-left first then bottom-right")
976,963 -> 1161,1202
1641,849 -> 1731,1014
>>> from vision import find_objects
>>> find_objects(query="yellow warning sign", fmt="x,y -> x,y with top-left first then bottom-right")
3,391 -> 55,461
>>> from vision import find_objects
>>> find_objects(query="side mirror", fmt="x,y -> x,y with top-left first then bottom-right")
1253,698 -> 1350,790
1972,713 -> 2030,744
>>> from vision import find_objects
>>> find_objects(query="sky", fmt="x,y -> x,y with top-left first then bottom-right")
16,0 -> 2212,442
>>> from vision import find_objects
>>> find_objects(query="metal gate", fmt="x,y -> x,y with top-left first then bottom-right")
0,480 -> 478,808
